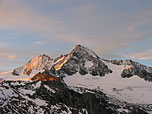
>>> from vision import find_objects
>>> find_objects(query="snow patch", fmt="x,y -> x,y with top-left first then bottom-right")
0,69 -> 43,81
44,85 -> 56,93
117,108 -> 129,113
85,61 -> 93,68
21,95 -> 47,106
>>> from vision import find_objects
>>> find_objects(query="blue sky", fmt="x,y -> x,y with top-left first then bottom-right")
0,0 -> 152,71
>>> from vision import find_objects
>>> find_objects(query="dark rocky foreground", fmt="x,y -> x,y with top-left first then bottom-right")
0,80 -> 148,114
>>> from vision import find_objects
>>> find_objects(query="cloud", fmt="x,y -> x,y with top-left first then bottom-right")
0,0 -> 152,61
0,47 -> 16,60
0,42 -> 7,48
55,3 -> 152,56
0,50 -> 16,60
127,11 -> 152,32
8,55 -> 16,60
126,49 -> 152,60
34,41 -> 46,46
0,0 -> 64,35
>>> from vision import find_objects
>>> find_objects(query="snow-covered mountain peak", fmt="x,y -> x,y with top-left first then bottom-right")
73,44 -> 99,58
12,54 -> 53,75
54,45 -> 112,77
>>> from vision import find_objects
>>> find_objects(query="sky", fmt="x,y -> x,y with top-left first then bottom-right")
0,0 -> 152,71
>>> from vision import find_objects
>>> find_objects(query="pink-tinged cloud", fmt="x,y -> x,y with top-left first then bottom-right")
127,49 -> 152,60
0,0 -> 63,34
127,11 -> 152,32
0,50 -> 16,60
34,41 -> 46,46
0,0 -> 152,59
8,55 -> 16,60
128,19 -> 150,32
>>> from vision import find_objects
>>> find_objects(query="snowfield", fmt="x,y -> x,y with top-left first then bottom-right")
0,70 -> 44,81
64,61 -> 152,104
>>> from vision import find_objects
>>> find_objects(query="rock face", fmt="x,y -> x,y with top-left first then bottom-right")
104,59 -> 152,81
55,45 -> 112,77
12,54 -> 53,75
31,72 -> 59,81
0,80 -> 147,114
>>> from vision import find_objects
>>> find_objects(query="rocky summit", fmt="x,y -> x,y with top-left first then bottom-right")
0,45 -> 152,114
55,45 -> 112,77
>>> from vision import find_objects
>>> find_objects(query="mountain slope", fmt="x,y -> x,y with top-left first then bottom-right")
0,54 -> 53,81
63,60 -> 152,105
103,59 -> 152,81
54,45 -> 112,77
12,54 -> 53,76
0,44 -> 152,113
0,80 -> 148,114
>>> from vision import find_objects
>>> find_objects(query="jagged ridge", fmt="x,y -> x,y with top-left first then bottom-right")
54,45 -> 112,77
103,59 -> 152,81
12,54 -> 53,75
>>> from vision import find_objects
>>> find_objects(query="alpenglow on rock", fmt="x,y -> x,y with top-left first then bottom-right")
54,45 -> 112,77
12,54 -> 53,76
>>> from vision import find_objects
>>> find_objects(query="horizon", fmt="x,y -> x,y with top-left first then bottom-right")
0,44 -> 152,72
0,0 -> 152,71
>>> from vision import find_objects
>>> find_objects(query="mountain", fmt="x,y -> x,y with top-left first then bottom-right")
0,45 -> 152,114
103,59 -> 152,80
12,54 -> 53,75
54,45 -> 112,77
0,54 -> 53,81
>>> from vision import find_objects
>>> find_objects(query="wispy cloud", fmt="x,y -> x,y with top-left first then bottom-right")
0,51 -> 16,60
0,0 -> 152,68
127,11 -> 152,32
33,41 -> 46,46
0,0 -> 151,52
126,49 -> 152,60
0,42 -> 7,48
8,55 -> 16,60
0,0 -> 64,35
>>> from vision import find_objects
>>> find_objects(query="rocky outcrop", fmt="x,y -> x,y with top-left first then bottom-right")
55,45 -> 112,77
104,59 -> 152,81
31,72 -> 59,81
